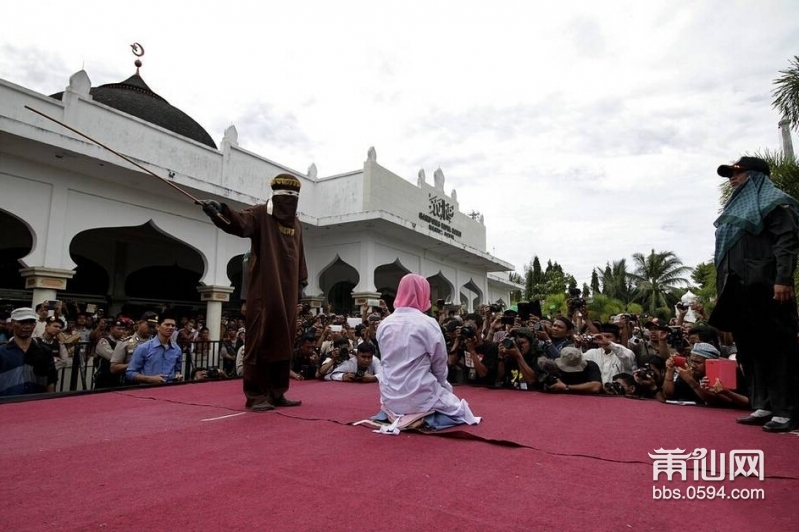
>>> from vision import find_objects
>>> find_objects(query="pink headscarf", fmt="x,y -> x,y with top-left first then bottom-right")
393,273 -> 431,312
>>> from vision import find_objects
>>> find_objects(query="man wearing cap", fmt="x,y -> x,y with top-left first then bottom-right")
711,156 -> 799,432
94,318 -> 130,389
540,347 -> 602,394
0,308 -> 57,396
201,173 -> 308,411
110,312 -> 156,378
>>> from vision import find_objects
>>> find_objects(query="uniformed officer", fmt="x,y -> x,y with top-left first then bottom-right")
109,312 -> 157,383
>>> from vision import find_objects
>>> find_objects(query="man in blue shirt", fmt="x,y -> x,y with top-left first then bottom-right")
0,307 -> 57,396
126,315 -> 184,384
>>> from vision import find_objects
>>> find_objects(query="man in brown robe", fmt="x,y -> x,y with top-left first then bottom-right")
202,174 -> 308,411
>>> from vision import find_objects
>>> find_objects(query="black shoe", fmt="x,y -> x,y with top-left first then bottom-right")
273,396 -> 302,407
249,400 -> 275,412
736,414 -> 771,426
762,419 -> 797,433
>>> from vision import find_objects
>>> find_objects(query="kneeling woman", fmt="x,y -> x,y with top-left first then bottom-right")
375,273 -> 481,428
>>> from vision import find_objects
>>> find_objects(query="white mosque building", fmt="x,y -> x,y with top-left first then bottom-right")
0,53 -> 519,340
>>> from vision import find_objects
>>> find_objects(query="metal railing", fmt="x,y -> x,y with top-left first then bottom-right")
1,339 -> 237,397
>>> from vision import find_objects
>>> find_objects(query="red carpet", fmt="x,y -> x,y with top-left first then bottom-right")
1,380 -> 797,531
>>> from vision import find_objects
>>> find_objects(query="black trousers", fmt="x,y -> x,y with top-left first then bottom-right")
712,277 -> 799,418
242,359 -> 291,406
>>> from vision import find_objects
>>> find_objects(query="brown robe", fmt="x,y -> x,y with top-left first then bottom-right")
212,201 -> 307,403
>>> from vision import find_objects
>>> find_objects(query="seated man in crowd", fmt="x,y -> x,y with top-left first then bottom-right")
581,323 -> 636,385
539,347 -> 602,394
319,337 -> 352,379
498,327 -> 540,390
291,334 -> 320,380
632,355 -> 666,400
662,342 -> 748,408
0,308 -> 57,396
451,313 -> 499,387
327,341 -> 381,383
126,315 -> 183,385
536,316 -> 575,359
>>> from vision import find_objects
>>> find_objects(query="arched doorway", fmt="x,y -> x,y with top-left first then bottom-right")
70,222 -> 205,317
0,209 -> 34,307
427,272 -> 454,306
374,260 -> 410,310
319,257 -> 359,314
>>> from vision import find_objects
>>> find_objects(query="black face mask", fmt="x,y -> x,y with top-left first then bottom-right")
270,195 -> 298,226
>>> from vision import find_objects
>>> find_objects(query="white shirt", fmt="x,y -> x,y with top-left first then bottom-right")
327,357 -> 382,381
376,307 -> 451,414
582,343 -> 636,384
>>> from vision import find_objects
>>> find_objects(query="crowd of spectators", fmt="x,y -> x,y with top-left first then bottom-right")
0,298 -> 752,420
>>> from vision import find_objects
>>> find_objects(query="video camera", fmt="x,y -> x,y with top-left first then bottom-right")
501,336 -> 517,349
566,287 -> 586,313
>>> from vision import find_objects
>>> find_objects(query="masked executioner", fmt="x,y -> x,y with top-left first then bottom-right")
202,174 -> 308,411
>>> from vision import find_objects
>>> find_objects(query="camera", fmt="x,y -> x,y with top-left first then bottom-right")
666,327 -> 687,349
301,303 -> 311,313
533,321 -> 544,332
460,325 -> 476,339
604,381 -> 626,395
338,347 -> 350,359
501,337 -> 516,349
583,334 -> 594,343
205,367 -> 222,379
354,368 -> 366,380
676,303 -> 688,311
436,298 -> 445,307
635,368 -> 653,381
489,304 -> 502,313
538,371 -> 560,387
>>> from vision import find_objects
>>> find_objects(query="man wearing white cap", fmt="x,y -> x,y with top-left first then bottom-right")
0,307 -> 57,396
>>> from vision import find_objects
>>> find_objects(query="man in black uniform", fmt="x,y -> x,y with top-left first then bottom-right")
710,156 -> 799,432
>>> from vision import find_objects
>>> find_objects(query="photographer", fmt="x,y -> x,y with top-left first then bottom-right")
604,373 -> 641,396
327,341 -> 381,383
498,328 -> 539,390
191,366 -> 227,381
663,343 -> 723,404
632,355 -> 666,400
319,337 -> 352,379
536,317 -> 575,359
539,347 -> 602,394
581,323 -> 636,385
453,313 -> 499,387
291,334 -> 320,380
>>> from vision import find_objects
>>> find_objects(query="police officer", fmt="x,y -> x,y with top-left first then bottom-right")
109,312 -> 157,385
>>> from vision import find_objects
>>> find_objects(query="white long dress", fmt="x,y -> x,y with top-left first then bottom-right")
376,307 -> 480,424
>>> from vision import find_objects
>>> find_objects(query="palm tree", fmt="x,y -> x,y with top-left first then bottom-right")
598,259 -> 634,305
629,250 -> 691,316
773,55 -> 799,131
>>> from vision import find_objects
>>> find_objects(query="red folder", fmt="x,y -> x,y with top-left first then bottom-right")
705,359 -> 737,390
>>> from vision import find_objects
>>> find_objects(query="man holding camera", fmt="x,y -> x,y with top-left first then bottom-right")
319,337 -> 353,379
292,334 -> 320,380
711,156 -> 799,432
581,323 -> 636,385
539,347 -> 602,394
327,342 -> 381,382
498,327 -> 539,389
451,313 -> 499,387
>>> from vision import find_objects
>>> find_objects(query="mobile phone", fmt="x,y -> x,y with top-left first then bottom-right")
46,300 -> 60,311
673,356 -> 687,368
330,325 -> 342,333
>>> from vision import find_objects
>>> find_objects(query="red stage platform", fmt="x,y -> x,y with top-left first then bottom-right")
1,380 -> 797,531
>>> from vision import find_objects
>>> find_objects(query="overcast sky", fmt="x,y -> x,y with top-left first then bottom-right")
2,1 -> 797,285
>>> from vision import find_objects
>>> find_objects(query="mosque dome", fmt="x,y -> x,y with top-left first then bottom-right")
51,71 -> 217,149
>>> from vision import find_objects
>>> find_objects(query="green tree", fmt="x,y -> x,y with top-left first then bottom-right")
629,250 -> 691,316
523,256 -> 547,302
590,269 -> 601,295
599,259 -> 634,305
508,271 -> 524,303
773,55 -> 799,131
